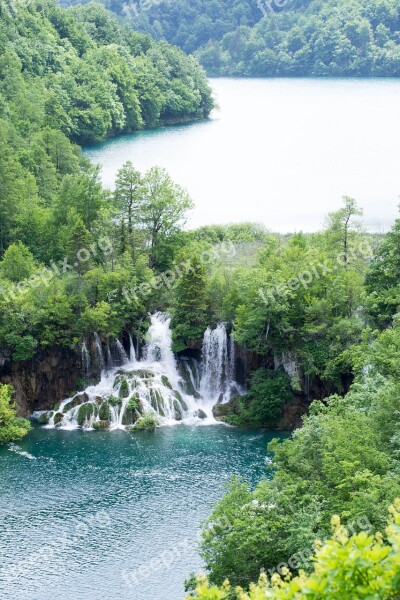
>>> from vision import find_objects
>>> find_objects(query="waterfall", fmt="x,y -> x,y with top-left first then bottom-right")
94,333 -> 105,373
229,329 -> 235,382
144,313 -> 179,384
115,339 -> 129,365
106,343 -> 113,370
128,333 -> 136,363
200,323 -> 228,403
81,341 -> 90,377
43,314 -> 242,432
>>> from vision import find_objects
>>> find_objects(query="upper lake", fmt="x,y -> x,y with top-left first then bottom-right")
84,77 -> 400,233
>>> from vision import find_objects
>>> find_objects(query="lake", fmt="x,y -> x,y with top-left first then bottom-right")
0,425 -> 276,600
85,78 -> 400,233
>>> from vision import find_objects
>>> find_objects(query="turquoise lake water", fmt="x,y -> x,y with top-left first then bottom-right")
0,424 -> 278,600
85,77 -> 400,233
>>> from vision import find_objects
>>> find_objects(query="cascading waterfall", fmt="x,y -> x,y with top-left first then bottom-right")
229,330 -> 235,382
42,314 -> 242,431
94,332 -> 105,373
115,339 -> 129,365
200,322 -> 237,405
81,342 -> 90,378
128,333 -> 136,363
106,343 -> 113,371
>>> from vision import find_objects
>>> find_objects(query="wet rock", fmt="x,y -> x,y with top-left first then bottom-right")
38,411 -> 51,425
107,395 -> 121,407
63,395 -> 87,413
99,402 -> 111,421
212,396 -> 241,419
92,420 -> 109,430
119,377 -> 129,398
161,375 -> 172,389
173,391 -> 188,411
133,369 -> 154,379
194,409 -> 207,419
77,403 -> 95,426
54,412 -> 64,425
132,413 -> 159,431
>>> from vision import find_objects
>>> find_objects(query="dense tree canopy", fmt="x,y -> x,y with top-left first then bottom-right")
0,0 -> 213,143
62,0 -> 400,76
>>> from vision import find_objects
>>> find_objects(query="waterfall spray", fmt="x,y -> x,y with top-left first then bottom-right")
128,333 -> 136,363
81,341 -> 90,378
94,333 -> 105,373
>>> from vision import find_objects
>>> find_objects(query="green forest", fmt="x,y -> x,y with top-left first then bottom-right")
62,0 -> 400,76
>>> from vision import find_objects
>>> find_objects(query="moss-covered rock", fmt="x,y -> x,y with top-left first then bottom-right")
212,396 -> 242,423
38,412 -> 51,425
133,369 -> 154,379
108,395 -> 121,407
161,375 -> 172,389
127,396 -> 138,411
173,391 -> 188,411
92,420 -> 109,430
99,402 -> 111,421
132,413 -> 159,431
178,365 -> 201,398
149,388 -> 165,416
63,395 -> 86,413
122,407 -> 136,425
119,377 -> 129,398
77,402 -> 95,426
54,412 -> 64,425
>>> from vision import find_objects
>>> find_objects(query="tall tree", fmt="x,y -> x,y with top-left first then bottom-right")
326,196 -> 363,264
114,161 -> 144,252
140,166 -> 193,268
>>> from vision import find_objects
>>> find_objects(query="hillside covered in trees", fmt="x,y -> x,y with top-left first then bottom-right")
0,0 -> 213,144
66,0 -> 400,76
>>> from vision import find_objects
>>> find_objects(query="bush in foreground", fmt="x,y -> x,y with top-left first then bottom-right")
187,501 -> 400,599
0,384 -> 31,444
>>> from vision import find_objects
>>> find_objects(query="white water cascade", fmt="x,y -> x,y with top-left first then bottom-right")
200,323 -> 239,405
44,313 -> 242,431
81,341 -> 90,378
128,333 -> 136,363
94,332 -> 105,373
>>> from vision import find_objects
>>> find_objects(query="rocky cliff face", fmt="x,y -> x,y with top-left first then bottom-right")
0,347 -> 86,416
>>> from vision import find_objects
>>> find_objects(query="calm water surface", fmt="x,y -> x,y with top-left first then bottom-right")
85,78 -> 400,232
0,425 -> 277,600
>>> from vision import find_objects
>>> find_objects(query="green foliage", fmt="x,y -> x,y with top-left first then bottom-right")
0,242 -> 37,282
0,384 -> 31,444
224,369 -> 295,428
187,501 -> 400,599
132,412 -> 159,431
366,213 -> 400,327
199,370 -> 400,588
80,0 -> 400,77
172,244 -> 209,352
0,1 -> 213,143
